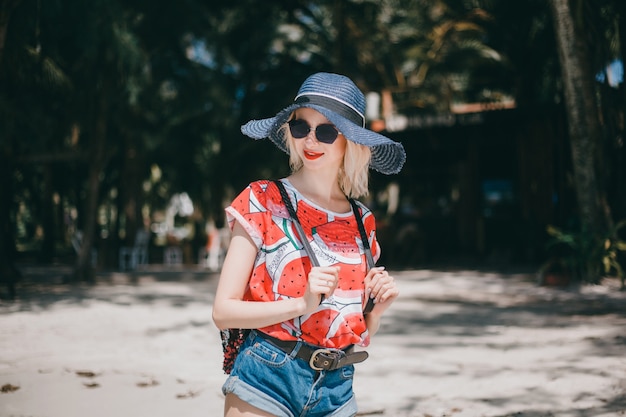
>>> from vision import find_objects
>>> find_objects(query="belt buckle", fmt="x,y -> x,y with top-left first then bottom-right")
309,349 -> 334,371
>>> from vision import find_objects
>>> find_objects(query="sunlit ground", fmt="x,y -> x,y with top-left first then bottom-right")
1,265 -> 625,417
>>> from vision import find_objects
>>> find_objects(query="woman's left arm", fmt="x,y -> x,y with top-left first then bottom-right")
364,267 -> 399,336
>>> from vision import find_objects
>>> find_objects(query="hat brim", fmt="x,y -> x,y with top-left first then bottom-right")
241,103 -> 406,175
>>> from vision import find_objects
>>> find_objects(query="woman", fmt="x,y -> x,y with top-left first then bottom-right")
213,72 -> 406,417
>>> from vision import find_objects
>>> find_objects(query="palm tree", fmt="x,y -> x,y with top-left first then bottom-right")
547,0 -> 624,282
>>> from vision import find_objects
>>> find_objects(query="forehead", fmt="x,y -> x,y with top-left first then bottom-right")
293,107 -> 331,124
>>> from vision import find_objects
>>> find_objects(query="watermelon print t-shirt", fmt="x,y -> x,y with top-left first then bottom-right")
225,179 -> 380,349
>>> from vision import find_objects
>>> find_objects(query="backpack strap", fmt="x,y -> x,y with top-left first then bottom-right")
348,199 -> 376,270
273,180 -> 376,314
348,199 -> 376,314
274,180 -> 320,267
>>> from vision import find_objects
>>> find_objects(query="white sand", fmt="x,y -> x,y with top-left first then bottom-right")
1,266 -> 625,416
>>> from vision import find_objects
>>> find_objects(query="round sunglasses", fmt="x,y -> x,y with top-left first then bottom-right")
288,119 -> 341,144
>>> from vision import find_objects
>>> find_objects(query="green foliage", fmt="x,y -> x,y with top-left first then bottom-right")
2,0 -> 622,275
544,220 -> 626,288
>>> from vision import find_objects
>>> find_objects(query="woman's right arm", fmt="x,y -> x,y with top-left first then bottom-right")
212,221 -> 333,330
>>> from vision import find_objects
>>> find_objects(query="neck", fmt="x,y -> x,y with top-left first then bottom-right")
287,169 -> 348,210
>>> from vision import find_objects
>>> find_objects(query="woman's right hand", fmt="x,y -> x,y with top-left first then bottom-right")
303,266 -> 339,313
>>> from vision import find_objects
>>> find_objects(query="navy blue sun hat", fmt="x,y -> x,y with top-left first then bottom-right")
241,72 -> 406,175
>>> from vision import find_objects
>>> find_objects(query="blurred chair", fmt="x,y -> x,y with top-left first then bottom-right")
119,229 -> 150,271
164,246 -> 183,265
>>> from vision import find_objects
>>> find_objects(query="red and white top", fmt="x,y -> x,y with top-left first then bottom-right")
225,179 -> 380,349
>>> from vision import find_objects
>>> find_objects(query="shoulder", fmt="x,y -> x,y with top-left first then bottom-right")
350,198 -> 374,218
247,180 -> 283,204
247,179 -> 271,194
350,198 -> 377,232
229,180 -> 269,211
231,179 -> 287,216
233,180 -> 274,201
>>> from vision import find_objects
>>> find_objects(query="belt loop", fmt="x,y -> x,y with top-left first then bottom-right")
289,340 -> 303,359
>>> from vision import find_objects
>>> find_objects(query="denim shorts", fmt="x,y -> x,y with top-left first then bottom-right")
222,330 -> 358,417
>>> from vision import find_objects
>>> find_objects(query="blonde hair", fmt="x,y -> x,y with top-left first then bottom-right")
282,123 -> 371,199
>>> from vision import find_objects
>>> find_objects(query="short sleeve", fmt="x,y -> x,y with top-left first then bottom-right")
224,181 -> 273,249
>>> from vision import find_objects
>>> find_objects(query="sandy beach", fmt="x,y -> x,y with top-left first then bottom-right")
1,265 -> 625,416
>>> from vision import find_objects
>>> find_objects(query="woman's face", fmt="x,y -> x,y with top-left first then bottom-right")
290,108 -> 347,172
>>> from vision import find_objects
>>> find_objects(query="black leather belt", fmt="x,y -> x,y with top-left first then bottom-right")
255,331 -> 369,371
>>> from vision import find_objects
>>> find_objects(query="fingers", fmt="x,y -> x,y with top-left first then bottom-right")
366,267 -> 398,304
308,266 -> 340,296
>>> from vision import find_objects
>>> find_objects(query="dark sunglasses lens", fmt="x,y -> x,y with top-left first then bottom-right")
315,125 -> 339,144
288,120 -> 310,138
288,119 -> 339,143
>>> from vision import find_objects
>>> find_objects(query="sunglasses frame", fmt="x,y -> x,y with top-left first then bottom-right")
288,119 -> 341,144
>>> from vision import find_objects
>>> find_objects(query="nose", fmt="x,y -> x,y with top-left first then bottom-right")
304,128 -> 319,145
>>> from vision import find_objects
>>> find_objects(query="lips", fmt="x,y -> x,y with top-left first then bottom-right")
304,150 -> 324,160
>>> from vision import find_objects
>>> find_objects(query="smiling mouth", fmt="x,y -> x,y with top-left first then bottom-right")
304,150 -> 323,160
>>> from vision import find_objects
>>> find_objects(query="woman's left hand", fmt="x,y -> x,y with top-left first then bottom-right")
364,266 -> 399,314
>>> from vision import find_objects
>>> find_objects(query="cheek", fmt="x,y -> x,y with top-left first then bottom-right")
334,137 -> 348,158
288,136 -> 303,154
338,137 -> 347,150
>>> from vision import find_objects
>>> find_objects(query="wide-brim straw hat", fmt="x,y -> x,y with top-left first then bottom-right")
241,72 -> 406,175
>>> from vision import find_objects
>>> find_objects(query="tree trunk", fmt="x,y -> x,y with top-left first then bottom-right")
549,0 -> 609,233
618,0 -> 626,116
0,149 -> 20,300
40,164 -> 56,263
118,137 -> 145,257
0,0 -> 21,67
0,0 -> 23,300
332,0 -> 345,72
73,84 -> 110,281
616,0 -> 626,219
